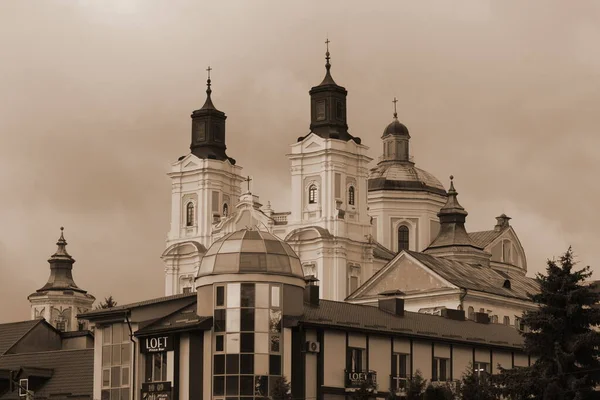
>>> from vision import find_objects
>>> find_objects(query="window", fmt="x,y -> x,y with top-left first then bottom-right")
316,100 -> 326,121
503,316 -> 510,325
432,358 -> 449,381
347,265 -> 361,295
346,347 -> 366,373
101,324 -> 132,400
502,240 -> 513,264
348,186 -> 355,206
223,203 -> 229,217
55,320 -> 66,332
468,306 -> 475,320
302,263 -> 316,278
145,352 -> 168,382
308,185 -> 317,204
186,202 -> 194,227
336,100 -> 344,120
398,225 -> 409,251
491,315 -> 498,324
182,287 -> 192,294
473,362 -> 490,377
391,353 -> 409,391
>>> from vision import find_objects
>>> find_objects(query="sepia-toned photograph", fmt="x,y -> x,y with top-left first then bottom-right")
0,1 -> 599,399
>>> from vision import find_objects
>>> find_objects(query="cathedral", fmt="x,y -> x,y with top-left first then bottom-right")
160,43 -> 538,330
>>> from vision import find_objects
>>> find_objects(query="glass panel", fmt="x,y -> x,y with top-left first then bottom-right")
290,258 -> 303,276
227,309 -> 240,332
267,254 -> 291,273
281,242 -> 297,257
101,390 -> 110,400
239,253 -> 267,272
240,309 -> 254,332
240,376 -> 254,396
103,326 -> 112,344
102,346 -> 111,367
214,309 -> 226,332
121,366 -> 130,386
213,376 -> 225,396
153,353 -> 162,382
122,326 -> 130,342
271,286 -> 280,308
254,354 -> 269,375
120,387 -> 130,400
198,255 -> 216,275
255,375 -> 268,397
240,284 -> 255,307
113,324 -> 123,344
226,376 -> 239,396
240,354 -> 254,374
255,284 -> 269,308
161,353 -> 167,381
219,239 -> 243,253
227,283 -> 241,308
214,253 -> 240,273
255,309 -> 269,332
228,230 -> 246,240
226,354 -> 239,374
102,369 -> 110,387
216,286 -> 225,307
144,354 -> 152,382
264,240 -> 286,255
269,310 -> 282,333
216,335 -> 224,352
240,239 -> 266,253
227,333 -> 240,354
111,388 -> 120,400
111,366 -> 121,388
112,344 -> 121,365
121,343 -> 131,365
240,333 -> 254,353
214,354 -> 225,375
205,240 -> 224,257
269,355 -> 281,375
255,333 -> 269,354
270,335 -> 280,353
243,230 -> 261,240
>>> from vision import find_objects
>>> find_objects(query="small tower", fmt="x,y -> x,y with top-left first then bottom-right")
28,228 -> 95,332
164,68 -> 245,296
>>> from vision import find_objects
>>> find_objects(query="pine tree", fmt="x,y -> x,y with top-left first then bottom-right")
269,376 -> 292,400
423,383 -> 454,400
458,364 -> 497,400
95,295 -> 118,309
405,370 -> 427,400
498,248 -> 600,400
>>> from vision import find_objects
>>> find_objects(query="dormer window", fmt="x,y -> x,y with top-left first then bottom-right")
223,203 -> 229,217
397,225 -> 409,251
308,185 -> 318,204
186,202 -> 195,227
348,186 -> 355,206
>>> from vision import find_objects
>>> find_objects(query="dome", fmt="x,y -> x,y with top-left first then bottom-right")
197,229 -> 304,279
368,163 -> 447,196
383,119 -> 409,137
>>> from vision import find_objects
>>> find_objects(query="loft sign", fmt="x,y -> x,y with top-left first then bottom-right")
141,334 -> 174,353
345,371 -> 377,388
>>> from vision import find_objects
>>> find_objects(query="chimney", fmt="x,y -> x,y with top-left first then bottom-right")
378,291 -> 405,317
304,276 -> 320,306
441,308 -> 465,321
494,214 -> 511,232
474,312 -> 490,324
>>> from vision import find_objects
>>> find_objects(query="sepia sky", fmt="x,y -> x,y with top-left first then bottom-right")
1,0 -> 599,322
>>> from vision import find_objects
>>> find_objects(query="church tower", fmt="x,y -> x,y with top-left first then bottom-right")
286,41 -> 374,302
367,100 -> 447,256
163,68 -> 245,296
28,227 -> 95,332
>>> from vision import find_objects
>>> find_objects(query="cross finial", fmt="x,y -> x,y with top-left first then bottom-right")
206,66 -> 212,79
205,66 -> 212,95
244,175 -> 252,192
325,37 -> 331,70
392,97 -> 398,119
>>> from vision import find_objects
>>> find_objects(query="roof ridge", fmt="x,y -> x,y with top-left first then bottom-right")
1,319 -> 43,356
0,348 -> 94,357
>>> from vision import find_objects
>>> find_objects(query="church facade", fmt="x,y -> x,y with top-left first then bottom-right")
160,45 -> 537,328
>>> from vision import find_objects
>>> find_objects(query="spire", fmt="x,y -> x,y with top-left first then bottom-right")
190,66 -> 235,164
318,37 -> 338,86
425,176 -> 482,250
393,97 -> 398,119
35,227 -> 87,293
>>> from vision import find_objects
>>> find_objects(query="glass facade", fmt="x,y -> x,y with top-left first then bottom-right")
101,324 -> 132,400
213,282 -> 283,400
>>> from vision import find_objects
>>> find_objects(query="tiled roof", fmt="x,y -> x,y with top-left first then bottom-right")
135,303 -> 211,336
0,320 -> 40,356
302,300 -> 524,348
373,241 -> 395,261
469,230 -> 503,248
407,251 -> 539,301
368,163 -> 446,196
79,292 -> 197,318
0,349 -> 93,400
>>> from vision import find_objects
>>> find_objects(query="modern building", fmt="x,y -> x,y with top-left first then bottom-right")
81,228 -> 531,400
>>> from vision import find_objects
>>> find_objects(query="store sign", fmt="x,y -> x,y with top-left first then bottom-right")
345,371 -> 377,389
140,335 -> 174,353
141,382 -> 171,400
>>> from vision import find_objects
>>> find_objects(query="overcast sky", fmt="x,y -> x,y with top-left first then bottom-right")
1,0 -> 599,322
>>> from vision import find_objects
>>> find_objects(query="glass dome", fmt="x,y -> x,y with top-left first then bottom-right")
197,229 -> 304,279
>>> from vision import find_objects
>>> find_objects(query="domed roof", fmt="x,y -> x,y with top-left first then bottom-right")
383,118 -> 409,137
197,229 -> 304,279
368,163 -> 447,196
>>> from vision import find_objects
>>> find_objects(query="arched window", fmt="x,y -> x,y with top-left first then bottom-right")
491,315 -> 498,324
308,185 -> 317,204
223,203 -> 229,217
503,316 -> 510,325
397,225 -> 409,251
186,202 -> 195,227
348,186 -> 355,206
468,306 -> 475,320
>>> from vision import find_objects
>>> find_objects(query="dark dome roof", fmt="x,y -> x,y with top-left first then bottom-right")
383,118 -> 409,137
368,163 -> 447,196
197,229 -> 303,279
